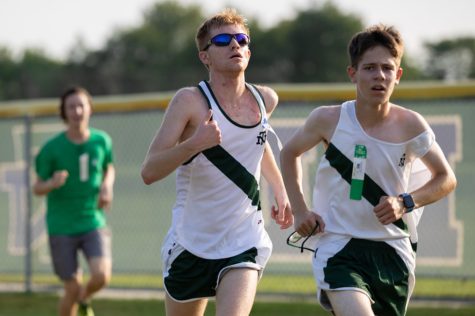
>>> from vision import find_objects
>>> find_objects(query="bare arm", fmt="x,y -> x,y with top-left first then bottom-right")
33,170 -> 69,196
255,85 -> 292,228
261,142 -> 293,229
99,164 -> 115,210
374,141 -> 457,224
280,106 -> 339,235
413,142 -> 457,207
141,88 -> 221,185
374,112 -> 457,224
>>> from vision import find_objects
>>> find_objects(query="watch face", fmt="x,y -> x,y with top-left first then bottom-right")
403,194 -> 415,208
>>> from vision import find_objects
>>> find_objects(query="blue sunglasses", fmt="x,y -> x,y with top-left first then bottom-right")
202,33 -> 250,51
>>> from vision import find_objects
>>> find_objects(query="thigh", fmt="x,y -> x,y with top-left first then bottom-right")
49,235 -> 80,280
165,294 -> 208,316
326,290 -> 374,316
81,228 -> 112,259
216,268 -> 259,316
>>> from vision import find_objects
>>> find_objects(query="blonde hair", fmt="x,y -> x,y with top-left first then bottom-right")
195,8 -> 249,51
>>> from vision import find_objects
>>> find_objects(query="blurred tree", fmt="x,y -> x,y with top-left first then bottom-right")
7,48 -> 63,99
19,49 -> 64,98
64,1 -> 207,95
399,56 -> 429,81
246,19 -> 294,83
249,3 -> 426,84
3,1 -> 469,101
0,47 -> 20,100
0,48 -> 63,100
248,2 -> 363,83
425,37 -> 475,81
286,2 -> 362,83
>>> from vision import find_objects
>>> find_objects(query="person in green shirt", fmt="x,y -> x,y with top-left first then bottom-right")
33,86 -> 115,316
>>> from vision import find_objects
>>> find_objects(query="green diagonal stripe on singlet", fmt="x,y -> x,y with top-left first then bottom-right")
325,143 -> 407,231
202,145 -> 261,210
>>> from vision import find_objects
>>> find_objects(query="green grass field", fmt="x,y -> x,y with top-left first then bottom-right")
2,274 -> 475,299
1,292 -> 475,316
1,275 -> 475,315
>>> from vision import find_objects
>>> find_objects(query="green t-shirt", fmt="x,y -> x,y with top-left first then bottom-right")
35,128 -> 113,235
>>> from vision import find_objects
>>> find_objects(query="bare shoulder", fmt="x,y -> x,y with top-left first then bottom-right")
251,84 -> 278,114
393,103 -> 430,135
282,104 -> 341,150
167,86 -> 208,117
157,86 -> 208,144
171,86 -> 203,107
302,104 -> 341,142
307,105 -> 341,129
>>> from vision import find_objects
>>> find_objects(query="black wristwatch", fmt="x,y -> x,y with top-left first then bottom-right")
399,193 -> 415,213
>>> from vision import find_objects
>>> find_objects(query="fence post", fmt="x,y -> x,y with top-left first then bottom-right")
24,115 -> 33,293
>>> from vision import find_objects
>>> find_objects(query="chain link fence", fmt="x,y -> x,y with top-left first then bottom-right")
0,85 -> 474,295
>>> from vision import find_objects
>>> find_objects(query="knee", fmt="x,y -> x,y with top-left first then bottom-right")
90,270 -> 111,288
88,258 -> 112,288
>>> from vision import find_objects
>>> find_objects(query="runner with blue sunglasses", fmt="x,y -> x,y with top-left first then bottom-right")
141,8 -> 293,316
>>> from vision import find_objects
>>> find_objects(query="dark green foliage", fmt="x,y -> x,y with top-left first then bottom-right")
0,48 -> 63,100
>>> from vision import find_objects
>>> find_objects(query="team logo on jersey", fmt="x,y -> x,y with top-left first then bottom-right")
398,153 -> 406,167
256,131 -> 267,145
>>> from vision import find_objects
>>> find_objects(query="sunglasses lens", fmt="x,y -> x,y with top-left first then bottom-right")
234,33 -> 249,46
211,34 -> 233,46
210,33 -> 250,47
288,232 -> 302,243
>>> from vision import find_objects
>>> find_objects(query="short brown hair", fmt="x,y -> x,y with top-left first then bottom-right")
348,24 -> 404,68
59,86 -> 92,121
195,8 -> 250,51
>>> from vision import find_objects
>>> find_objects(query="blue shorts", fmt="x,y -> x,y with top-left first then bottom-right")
48,228 -> 111,280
